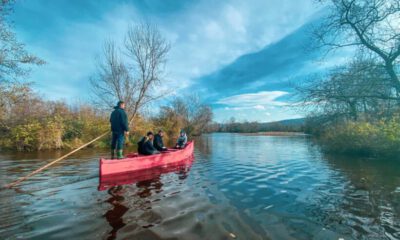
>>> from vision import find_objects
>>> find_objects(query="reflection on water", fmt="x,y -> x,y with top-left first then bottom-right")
320,154 -> 400,239
0,133 -> 399,240
99,156 -> 194,191
105,186 -> 128,240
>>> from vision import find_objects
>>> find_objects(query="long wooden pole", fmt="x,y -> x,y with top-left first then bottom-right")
4,131 -> 109,189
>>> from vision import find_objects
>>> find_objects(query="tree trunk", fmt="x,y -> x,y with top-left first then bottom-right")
385,61 -> 400,96
349,101 -> 358,121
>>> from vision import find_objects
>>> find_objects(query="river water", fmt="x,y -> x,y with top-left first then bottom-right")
0,133 -> 399,240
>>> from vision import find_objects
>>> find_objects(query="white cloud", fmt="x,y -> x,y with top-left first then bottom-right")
204,21 -> 225,40
217,91 -> 289,107
213,106 -> 302,122
18,0 -> 321,106
224,105 -> 266,111
214,91 -> 300,122
156,0 -> 321,91
224,5 -> 246,35
253,105 -> 265,110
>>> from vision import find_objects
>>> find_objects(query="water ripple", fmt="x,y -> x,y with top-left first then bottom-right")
1,134 -> 399,239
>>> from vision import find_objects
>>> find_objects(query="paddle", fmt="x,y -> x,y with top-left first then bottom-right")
4,107 -> 142,189
4,131 -> 109,189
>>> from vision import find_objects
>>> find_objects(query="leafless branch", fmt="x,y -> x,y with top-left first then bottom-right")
90,22 -> 170,125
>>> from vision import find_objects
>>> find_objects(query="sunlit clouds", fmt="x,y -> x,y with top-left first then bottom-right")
13,0 -> 333,122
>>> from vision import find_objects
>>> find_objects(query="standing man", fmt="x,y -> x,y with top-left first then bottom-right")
110,101 -> 129,159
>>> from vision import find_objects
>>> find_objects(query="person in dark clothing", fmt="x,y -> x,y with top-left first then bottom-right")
154,130 -> 168,152
110,101 -> 129,159
137,131 -> 160,155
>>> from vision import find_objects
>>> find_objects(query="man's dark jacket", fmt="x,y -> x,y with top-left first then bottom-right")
138,137 -> 158,155
110,107 -> 129,134
153,134 -> 165,151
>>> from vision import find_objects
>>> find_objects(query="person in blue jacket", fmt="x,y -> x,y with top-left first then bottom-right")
175,130 -> 187,149
110,101 -> 129,159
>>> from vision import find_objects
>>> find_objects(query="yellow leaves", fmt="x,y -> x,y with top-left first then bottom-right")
322,118 -> 400,155
37,116 -> 64,150
11,120 -> 41,151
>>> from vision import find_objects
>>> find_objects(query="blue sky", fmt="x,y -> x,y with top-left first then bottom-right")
13,0 -> 351,122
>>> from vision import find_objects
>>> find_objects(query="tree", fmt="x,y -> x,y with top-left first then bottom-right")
171,95 -> 213,136
90,22 -> 170,122
315,0 -> 400,94
0,0 -> 44,83
295,59 -> 396,121
155,95 -> 213,136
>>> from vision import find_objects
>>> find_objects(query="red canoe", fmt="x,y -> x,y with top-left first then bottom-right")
99,141 -> 194,177
98,155 -> 194,191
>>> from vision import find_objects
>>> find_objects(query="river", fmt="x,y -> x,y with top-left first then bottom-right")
1,133 -> 399,239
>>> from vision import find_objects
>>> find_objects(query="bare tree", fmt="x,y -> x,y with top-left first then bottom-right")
124,23 -> 170,119
315,0 -> 400,93
90,40 -> 134,112
0,0 -> 44,83
90,22 -> 170,123
295,59 -> 397,121
171,95 -> 213,136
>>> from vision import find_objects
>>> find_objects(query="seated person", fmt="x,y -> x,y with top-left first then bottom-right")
154,130 -> 168,151
137,131 -> 160,155
175,130 -> 187,149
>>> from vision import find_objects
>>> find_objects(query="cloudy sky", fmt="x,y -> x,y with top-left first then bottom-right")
12,0 -> 349,122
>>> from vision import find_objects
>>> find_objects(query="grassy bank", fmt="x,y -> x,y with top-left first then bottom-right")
316,117 -> 400,157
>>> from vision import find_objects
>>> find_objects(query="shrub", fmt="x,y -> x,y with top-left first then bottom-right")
321,117 -> 400,156
11,120 -> 41,151
37,116 -> 64,150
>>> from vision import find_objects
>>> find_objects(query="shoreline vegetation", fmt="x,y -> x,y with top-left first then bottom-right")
0,85 -> 212,151
314,118 -> 400,157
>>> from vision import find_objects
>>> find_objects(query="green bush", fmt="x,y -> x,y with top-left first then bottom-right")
37,116 -> 64,150
11,120 -> 42,151
321,117 -> 400,156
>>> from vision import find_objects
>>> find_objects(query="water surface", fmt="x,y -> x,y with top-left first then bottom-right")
1,133 -> 399,239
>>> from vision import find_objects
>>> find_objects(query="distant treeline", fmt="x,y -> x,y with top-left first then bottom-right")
207,118 -> 305,133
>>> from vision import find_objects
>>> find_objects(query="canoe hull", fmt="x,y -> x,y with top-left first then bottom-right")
99,141 -> 194,177
98,155 -> 194,191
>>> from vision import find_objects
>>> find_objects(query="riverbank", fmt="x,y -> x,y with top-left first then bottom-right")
313,118 -> 400,157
